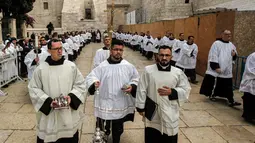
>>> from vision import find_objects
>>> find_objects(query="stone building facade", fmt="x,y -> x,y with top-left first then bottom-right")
192,0 -> 233,10
141,0 -> 192,23
22,0 -> 255,33
106,0 -> 141,30
27,0 -> 107,34
138,0 -> 254,23
28,0 -> 64,28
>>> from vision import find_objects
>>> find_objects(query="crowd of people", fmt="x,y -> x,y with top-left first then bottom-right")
113,31 -> 199,84
0,30 -> 103,88
112,30 -> 246,107
84,29 -> 254,143
0,27 -> 253,143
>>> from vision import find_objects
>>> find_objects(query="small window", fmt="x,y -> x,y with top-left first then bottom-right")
43,2 -> 49,10
185,0 -> 189,3
85,9 -> 92,19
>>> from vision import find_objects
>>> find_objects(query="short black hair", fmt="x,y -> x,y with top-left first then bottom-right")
179,33 -> 184,36
11,37 -> 17,42
47,39 -> 60,49
52,32 -> 58,38
188,36 -> 194,40
45,35 -> 50,40
158,45 -> 172,54
40,37 -> 45,41
111,39 -> 124,49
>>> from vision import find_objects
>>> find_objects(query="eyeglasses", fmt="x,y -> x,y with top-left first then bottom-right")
159,54 -> 171,57
51,47 -> 63,51
112,49 -> 123,52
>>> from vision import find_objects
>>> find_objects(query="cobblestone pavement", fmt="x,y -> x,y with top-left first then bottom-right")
0,43 -> 254,143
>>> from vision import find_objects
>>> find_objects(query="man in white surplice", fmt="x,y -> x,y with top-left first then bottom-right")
239,51 -> 255,123
200,30 -> 241,107
24,38 -> 49,80
176,36 -> 198,84
93,36 -> 111,68
86,39 -> 139,143
136,45 -> 191,143
28,39 -> 86,143
171,33 -> 186,66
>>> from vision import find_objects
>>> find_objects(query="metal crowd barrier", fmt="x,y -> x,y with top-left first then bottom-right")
233,56 -> 248,89
0,54 -> 23,95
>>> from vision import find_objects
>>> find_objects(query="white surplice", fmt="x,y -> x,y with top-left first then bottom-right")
143,36 -> 154,52
239,52 -> 255,95
172,40 -> 187,62
86,59 -> 139,120
28,59 -> 87,142
153,38 -> 162,54
93,48 -> 110,68
24,49 -> 49,80
161,36 -> 169,46
205,40 -> 237,78
63,42 -> 73,55
136,64 -> 191,136
130,35 -> 139,46
41,45 -> 48,52
176,43 -> 198,69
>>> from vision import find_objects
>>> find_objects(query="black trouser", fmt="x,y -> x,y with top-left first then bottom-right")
142,49 -> 146,56
80,45 -> 83,52
213,77 -> 234,103
20,56 -> 28,77
146,51 -> 153,60
242,92 -> 255,120
68,54 -> 74,61
73,50 -> 77,61
133,45 -> 139,51
140,47 -> 143,53
48,30 -> 52,35
97,118 -> 124,143
145,127 -> 178,143
176,66 -> 196,82
37,131 -> 79,143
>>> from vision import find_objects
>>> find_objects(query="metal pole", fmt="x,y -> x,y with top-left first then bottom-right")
108,0 -> 114,40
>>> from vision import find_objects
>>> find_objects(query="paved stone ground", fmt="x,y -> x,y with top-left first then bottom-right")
0,43 -> 254,143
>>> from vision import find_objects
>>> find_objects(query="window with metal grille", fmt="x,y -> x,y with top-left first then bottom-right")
85,9 -> 92,19
43,2 -> 49,10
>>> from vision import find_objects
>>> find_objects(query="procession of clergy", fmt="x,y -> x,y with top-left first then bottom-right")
6,28 -> 253,143
0,30 -> 97,83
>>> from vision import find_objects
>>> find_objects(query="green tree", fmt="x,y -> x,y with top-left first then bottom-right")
0,0 -> 35,18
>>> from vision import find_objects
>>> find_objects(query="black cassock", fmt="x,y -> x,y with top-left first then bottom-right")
200,74 -> 235,103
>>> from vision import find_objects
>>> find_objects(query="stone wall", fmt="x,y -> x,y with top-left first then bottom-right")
127,0 -> 142,12
141,0 -> 165,23
233,11 -> 255,56
107,7 -> 127,30
28,0 -> 107,32
61,0 -> 107,32
162,0 -> 192,20
106,0 -> 141,30
28,0 -> 64,28
192,0 -> 233,10
140,0 -> 192,23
